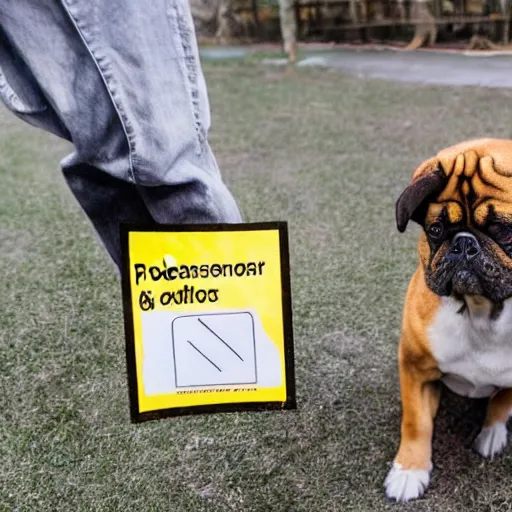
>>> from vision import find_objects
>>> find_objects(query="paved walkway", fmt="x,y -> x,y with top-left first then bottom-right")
199,45 -> 512,88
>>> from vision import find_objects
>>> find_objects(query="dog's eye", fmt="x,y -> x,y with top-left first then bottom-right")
427,222 -> 444,239
488,222 -> 512,245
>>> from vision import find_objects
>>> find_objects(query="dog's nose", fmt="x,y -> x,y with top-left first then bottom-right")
450,232 -> 481,260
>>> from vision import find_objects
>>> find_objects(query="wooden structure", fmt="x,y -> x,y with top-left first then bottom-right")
296,0 -> 510,45
233,0 -> 511,47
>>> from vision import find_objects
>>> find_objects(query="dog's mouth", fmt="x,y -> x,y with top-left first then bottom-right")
428,260 -> 476,297
449,268 -> 483,296
428,258 -> 512,303
427,254 -> 489,298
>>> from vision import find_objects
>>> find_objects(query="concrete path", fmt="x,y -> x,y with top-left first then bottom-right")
200,46 -> 512,88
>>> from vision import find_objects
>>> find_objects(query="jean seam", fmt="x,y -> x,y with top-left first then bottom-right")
59,0 -> 138,184
166,0 -> 205,157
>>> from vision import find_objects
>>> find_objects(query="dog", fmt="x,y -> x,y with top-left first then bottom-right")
385,139 -> 512,502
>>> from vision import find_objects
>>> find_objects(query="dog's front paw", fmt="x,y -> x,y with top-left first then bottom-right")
473,422 -> 508,459
384,462 -> 430,502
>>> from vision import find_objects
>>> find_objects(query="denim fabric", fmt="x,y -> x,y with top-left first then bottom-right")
0,0 -> 242,268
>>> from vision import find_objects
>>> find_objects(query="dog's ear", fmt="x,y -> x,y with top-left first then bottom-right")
396,162 -> 448,233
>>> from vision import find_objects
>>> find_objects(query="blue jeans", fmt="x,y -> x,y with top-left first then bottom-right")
0,0 -> 242,268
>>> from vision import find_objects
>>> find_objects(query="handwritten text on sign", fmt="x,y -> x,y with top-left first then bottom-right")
134,260 -> 267,310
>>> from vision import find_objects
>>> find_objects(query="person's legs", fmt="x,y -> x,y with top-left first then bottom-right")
0,0 -> 242,267
62,164 -> 241,268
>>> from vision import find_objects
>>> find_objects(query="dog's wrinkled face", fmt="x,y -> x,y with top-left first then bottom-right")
396,141 -> 512,304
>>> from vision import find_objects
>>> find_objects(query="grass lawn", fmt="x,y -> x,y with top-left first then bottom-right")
3,59 -> 512,511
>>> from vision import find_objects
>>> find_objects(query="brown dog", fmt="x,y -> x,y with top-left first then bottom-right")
385,139 -> 512,502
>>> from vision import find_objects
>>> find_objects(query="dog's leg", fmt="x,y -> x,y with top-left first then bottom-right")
474,388 -> 512,459
385,363 -> 441,502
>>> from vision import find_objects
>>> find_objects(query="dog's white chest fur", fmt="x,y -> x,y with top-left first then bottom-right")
428,296 -> 512,398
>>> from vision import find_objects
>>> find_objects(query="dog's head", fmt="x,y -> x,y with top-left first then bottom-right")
396,139 -> 512,303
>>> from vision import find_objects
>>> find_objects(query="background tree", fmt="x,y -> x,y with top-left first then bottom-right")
279,0 -> 298,61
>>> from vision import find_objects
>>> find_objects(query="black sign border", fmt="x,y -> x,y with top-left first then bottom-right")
120,222 -> 296,423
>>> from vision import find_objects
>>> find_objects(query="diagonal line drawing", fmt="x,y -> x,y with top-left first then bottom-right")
197,317 -> 244,361
187,340 -> 222,372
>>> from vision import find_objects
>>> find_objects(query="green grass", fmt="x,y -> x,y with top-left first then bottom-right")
2,60 -> 512,511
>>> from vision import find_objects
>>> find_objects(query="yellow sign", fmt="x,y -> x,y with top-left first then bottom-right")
120,222 -> 295,422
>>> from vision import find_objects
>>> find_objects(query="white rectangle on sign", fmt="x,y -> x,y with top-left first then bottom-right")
172,312 -> 257,388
